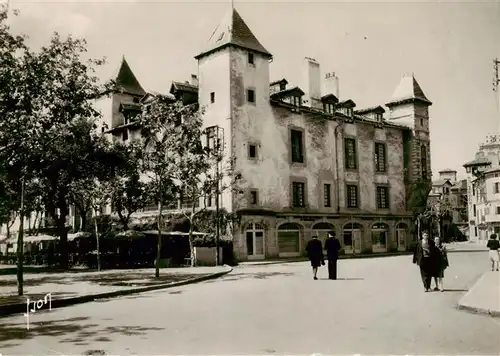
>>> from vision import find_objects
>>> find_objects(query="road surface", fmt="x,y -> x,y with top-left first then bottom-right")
0,251 -> 498,355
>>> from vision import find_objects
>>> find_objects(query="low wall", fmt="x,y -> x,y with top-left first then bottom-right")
195,247 -> 223,266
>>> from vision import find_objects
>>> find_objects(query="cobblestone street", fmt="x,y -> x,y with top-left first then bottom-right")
0,252 -> 498,355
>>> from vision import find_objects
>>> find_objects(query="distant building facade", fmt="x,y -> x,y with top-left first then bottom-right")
428,169 -> 468,239
464,135 -> 500,242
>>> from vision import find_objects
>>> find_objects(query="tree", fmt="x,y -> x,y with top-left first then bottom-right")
139,97 -> 242,270
138,96 -> 183,277
406,178 -> 432,238
108,141 -> 149,230
177,128 -> 242,267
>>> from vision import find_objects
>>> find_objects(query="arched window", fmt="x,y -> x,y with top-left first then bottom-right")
312,222 -> 335,248
277,222 -> 301,257
246,223 -> 265,258
343,222 -> 362,253
371,222 -> 388,251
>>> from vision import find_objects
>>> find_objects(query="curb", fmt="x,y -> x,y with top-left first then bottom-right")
457,304 -> 500,318
457,272 -> 500,318
0,266 -> 232,318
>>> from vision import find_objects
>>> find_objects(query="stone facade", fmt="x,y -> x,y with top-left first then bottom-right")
195,9 -> 432,261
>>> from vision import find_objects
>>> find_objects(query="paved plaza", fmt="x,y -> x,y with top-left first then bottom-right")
0,251 -> 499,355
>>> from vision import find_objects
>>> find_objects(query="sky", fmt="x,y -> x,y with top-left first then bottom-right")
4,0 -> 500,181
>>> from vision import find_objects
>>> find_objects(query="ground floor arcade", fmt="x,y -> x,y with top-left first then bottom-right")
233,214 -> 416,261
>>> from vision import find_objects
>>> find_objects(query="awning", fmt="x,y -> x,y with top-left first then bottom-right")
142,230 -> 208,236
68,232 -> 91,241
24,235 -> 58,243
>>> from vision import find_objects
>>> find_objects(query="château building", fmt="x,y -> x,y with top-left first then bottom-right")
101,8 -> 433,261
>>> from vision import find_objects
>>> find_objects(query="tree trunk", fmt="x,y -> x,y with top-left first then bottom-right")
16,179 -> 25,296
155,198 -> 162,278
94,209 -> 101,272
189,221 -> 195,268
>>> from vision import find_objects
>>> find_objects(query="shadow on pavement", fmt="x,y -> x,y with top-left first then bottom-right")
0,273 -> 206,288
204,271 -> 295,283
0,316 -> 165,347
318,277 -> 364,281
442,288 -> 469,292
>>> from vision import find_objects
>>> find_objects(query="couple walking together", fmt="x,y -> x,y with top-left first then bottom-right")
306,232 -> 341,280
413,232 -> 449,292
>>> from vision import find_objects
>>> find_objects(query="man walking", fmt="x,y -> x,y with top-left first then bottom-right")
324,232 -> 341,280
306,234 -> 324,280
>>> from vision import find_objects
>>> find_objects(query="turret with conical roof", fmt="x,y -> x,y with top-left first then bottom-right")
386,73 -> 432,108
196,7 -> 274,220
195,8 -> 272,60
386,73 -> 432,183
115,56 -> 146,97
111,57 -> 146,130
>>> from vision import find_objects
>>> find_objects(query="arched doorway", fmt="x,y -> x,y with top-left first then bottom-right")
371,222 -> 388,253
343,222 -> 362,254
312,222 -> 335,252
396,222 -> 409,252
246,223 -> 265,260
277,222 -> 301,257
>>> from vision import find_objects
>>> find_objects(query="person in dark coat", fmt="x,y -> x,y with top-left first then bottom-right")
306,235 -> 324,280
413,231 -> 438,292
432,236 -> 449,291
324,232 -> 342,280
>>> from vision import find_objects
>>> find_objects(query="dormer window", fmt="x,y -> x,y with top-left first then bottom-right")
346,107 -> 353,117
324,103 -> 335,114
292,96 -> 301,107
279,82 -> 286,91
376,112 -> 383,121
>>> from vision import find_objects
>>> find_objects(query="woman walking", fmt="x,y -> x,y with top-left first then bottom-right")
486,234 -> 500,271
432,236 -> 449,292
413,232 -> 437,292
306,234 -> 325,280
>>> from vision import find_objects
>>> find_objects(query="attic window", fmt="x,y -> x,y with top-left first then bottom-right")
279,82 -> 286,91
291,96 -> 301,107
248,52 -> 255,65
376,112 -> 383,121
345,107 -> 353,117
324,103 -> 335,114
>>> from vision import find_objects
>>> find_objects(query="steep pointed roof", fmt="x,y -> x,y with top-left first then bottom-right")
195,8 -> 272,60
115,57 -> 146,96
386,74 -> 432,107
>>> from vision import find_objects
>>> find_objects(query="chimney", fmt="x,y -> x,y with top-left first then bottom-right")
303,57 -> 321,109
190,74 -> 199,87
323,72 -> 339,100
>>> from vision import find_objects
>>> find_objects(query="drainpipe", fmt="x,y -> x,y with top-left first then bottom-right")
334,118 -> 345,213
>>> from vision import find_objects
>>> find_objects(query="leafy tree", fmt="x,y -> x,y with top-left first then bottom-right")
406,178 -> 432,238
138,96 -> 184,277
139,98 -> 242,270
109,141 -> 149,230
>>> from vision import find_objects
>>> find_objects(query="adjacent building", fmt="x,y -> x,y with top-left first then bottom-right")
427,169 -> 468,239
464,134 -> 500,241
